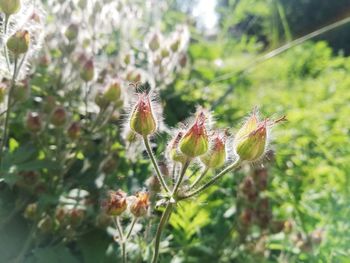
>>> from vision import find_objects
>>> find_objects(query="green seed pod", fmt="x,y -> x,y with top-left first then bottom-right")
103,80 -> 121,103
0,0 -> 21,15
180,111 -> 209,158
7,30 -> 30,55
129,93 -> 157,136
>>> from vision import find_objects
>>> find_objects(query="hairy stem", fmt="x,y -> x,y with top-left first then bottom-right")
179,159 -> 241,200
151,202 -> 173,263
190,167 -> 209,189
114,217 -> 126,263
143,136 -> 170,193
172,159 -> 190,194
0,56 -> 18,164
125,217 -> 138,240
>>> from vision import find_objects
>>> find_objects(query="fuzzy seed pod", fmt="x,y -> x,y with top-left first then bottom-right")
180,110 -> 209,158
130,191 -> 150,217
0,0 -> 21,15
7,30 -> 30,56
129,93 -> 157,136
103,190 -> 127,216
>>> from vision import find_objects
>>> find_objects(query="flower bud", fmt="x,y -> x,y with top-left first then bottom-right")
29,11 -> 41,23
80,59 -> 94,82
67,121 -> 81,140
168,131 -> 187,164
129,93 -> 157,136
26,112 -> 42,133
0,0 -> 21,15
126,70 -> 141,83
170,39 -> 180,52
38,215 -> 53,234
50,106 -> 67,127
65,23 -> 79,41
130,191 -> 149,217
180,110 -> 209,158
178,53 -> 187,68
200,132 -> 227,168
103,80 -> 122,103
0,83 -> 7,103
148,33 -> 160,51
7,30 -> 30,56
103,190 -> 127,216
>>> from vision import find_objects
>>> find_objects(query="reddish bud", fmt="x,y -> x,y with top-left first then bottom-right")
200,132 -> 227,168
50,106 -> 67,127
80,59 -> 94,82
26,112 -> 42,133
180,110 -> 209,158
130,191 -> 150,217
129,93 -> 157,136
103,190 -> 127,216
67,122 -> 81,140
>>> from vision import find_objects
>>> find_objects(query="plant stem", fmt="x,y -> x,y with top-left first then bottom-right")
125,217 -> 138,240
172,159 -> 190,194
151,202 -> 173,263
190,167 -> 209,189
179,159 -> 241,200
143,136 -> 170,194
84,82 -> 90,117
0,56 -> 18,163
114,217 -> 127,263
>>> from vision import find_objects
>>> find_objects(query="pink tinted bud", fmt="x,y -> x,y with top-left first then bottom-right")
180,110 -> 209,158
26,112 -> 42,133
129,93 -> 157,136
80,59 -> 94,82
67,121 -> 81,140
200,132 -> 227,168
50,106 -> 67,127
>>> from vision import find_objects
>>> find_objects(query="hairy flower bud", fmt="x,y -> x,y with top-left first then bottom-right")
103,80 -> 122,103
129,93 -> 157,136
80,59 -> 94,82
65,23 -> 79,41
0,0 -> 21,15
50,106 -> 67,127
148,33 -> 160,51
103,190 -> 127,216
200,132 -> 227,168
26,112 -> 42,133
67,122 -> 81,140
180,110 -> 209,158
168,131 -> 187,164
130,191 -> 150,217
234,112 -> 285,161
7,30 -> 30,56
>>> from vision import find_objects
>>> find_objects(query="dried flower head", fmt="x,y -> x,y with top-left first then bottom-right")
103,190 -> 127,216
130,191 -> 150,217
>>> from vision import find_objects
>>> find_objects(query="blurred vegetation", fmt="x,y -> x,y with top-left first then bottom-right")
1,0 -> 350,263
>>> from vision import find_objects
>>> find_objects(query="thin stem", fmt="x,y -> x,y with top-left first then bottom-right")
143,136 -> 170,194
0,56 -> 18,163
113,217 -> 126,263
179,159 -> 241,201
3,14 -> 11,72
151,202 -> 173,263
125,217 -> 138,240
84,82 -> 90,117
190,167 -> 209,189
172,159 -> 190,195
